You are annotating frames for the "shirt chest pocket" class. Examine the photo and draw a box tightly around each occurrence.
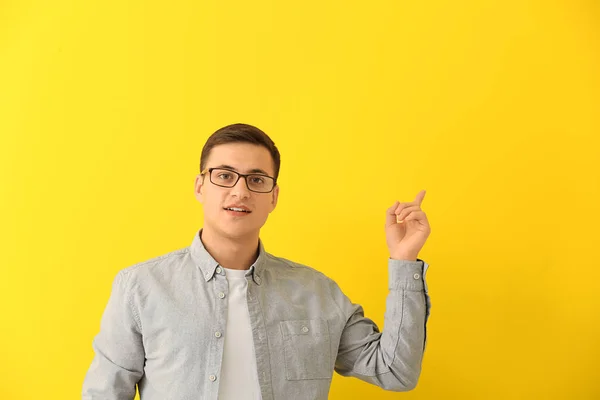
[279,319,332,380]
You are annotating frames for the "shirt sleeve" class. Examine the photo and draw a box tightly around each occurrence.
[82,270,145,400]
[331,259,430,391]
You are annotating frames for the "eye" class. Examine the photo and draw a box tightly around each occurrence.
[217,173,233,180]
[250,176,265,184]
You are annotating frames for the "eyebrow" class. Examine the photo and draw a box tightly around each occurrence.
[213,164,271,176]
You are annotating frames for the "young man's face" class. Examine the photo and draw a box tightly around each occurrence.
[194,143,279,240]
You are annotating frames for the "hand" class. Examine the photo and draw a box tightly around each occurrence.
[385,190,431,261]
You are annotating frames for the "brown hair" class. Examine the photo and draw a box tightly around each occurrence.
[200,123,281,181]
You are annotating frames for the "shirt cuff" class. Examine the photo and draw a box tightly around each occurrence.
[388,258,429,292]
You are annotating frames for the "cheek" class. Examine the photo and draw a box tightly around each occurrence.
[203,191,225,212]
[255,201,273,217]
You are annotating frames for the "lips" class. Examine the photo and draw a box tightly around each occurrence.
[223,205,252,213]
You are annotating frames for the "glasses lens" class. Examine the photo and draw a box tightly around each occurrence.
[247,175,274,193]
[211,169,238,187]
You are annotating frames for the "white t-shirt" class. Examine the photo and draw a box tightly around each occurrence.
[217,267,262,400]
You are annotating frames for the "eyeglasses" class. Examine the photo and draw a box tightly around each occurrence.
[200,168,277,193]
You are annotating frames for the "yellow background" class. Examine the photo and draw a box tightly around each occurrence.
[1,0,599,399]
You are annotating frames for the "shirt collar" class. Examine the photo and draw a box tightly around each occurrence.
[190,229,267,285]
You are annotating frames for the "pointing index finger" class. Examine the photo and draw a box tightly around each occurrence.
[414,190,426,205]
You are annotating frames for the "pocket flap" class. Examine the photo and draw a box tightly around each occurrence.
[280,319,329,336]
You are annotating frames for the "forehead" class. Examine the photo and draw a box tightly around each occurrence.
[205,143,275,175]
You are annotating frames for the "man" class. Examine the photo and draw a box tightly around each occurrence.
[82,123,431,400]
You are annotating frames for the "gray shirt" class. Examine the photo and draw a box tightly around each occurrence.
[82,229,431,400]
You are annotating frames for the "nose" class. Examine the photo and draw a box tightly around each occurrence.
[230,176,251,199]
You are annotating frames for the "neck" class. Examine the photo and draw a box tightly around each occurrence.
[200,227,259,270]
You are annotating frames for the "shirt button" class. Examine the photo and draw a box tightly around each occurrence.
[413,273,420,280]
[218,292,225,299]
[216,267,222,274]
[215,331,222,338]
[209,374,217,382]
[255,276,262,284]
[301,326,309,333]
[205,273,211,280]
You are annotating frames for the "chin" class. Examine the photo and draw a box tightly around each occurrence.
[205,212,267,240]
[218,221,260,240]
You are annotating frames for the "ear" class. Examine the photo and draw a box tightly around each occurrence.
[194,174,205,204]
[269,184,279,212]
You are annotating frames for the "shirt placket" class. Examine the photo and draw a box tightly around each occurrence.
[246,274,274,400]
[206,266,229,399]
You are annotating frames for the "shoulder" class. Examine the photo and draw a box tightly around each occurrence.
[117,246,191,284]
[263,252,349,317]
[264,252,321,274]
[263,252,339,287]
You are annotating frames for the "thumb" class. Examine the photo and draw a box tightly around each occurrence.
[385,201,400,227]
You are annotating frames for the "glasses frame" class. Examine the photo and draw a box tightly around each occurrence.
[200,167,277,193]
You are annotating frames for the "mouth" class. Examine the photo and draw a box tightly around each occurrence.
[223,207,252,216]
